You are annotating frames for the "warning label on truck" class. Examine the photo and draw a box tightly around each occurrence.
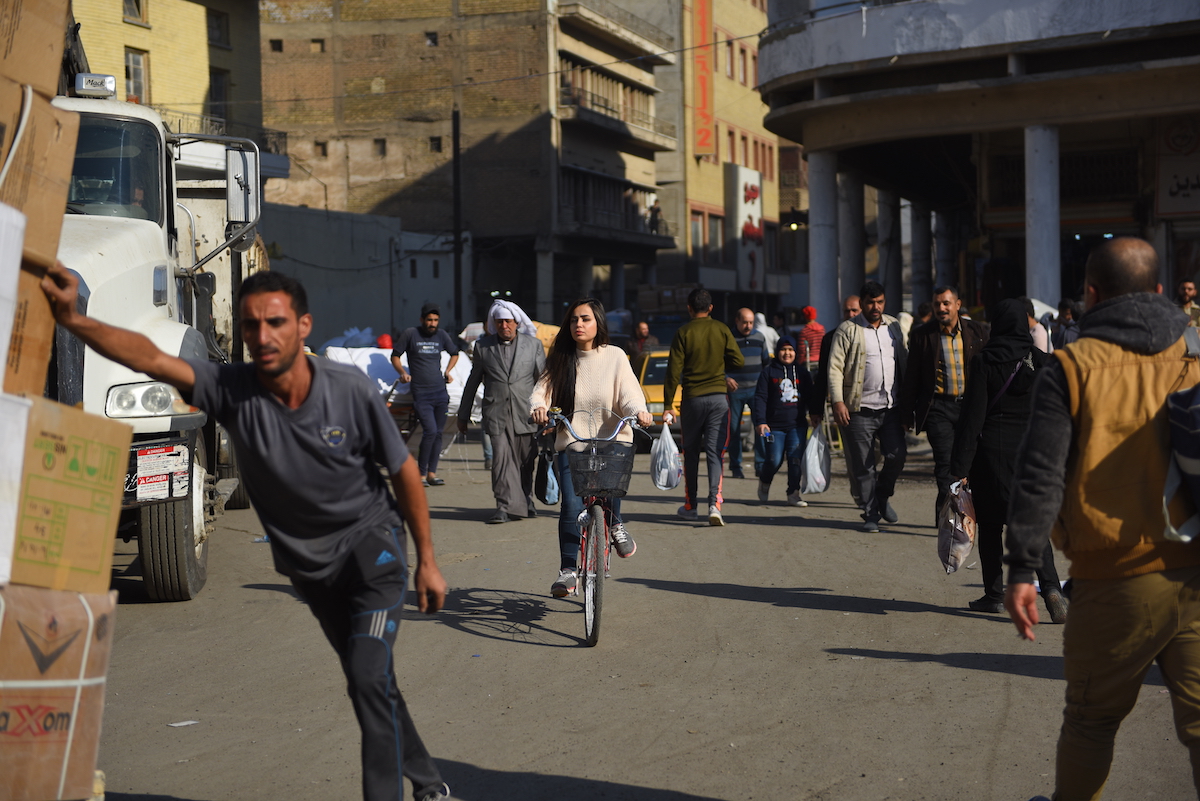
[136,473,170,501]
[136,445,188,477]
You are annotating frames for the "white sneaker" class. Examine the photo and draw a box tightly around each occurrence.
[786,491,808,508]
[677,505,699,521]
[708,504,724,526]
[757,481,769,503]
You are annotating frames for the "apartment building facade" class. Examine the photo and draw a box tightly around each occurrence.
[259,0,677,326]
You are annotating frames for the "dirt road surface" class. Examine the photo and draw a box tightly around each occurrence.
[99,437,1193,801]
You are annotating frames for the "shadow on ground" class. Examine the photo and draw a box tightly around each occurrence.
[431,587,581,647]
[436,758,728,801]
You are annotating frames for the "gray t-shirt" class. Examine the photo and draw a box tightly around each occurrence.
[186,356,410,580]
[391,327,458,397]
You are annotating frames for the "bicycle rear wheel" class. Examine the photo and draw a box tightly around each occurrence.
[582,503,605,646]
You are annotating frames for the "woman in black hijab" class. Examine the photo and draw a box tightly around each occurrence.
[950,298,1068,622]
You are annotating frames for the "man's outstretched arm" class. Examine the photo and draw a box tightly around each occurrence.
[42,261,196,393]
[390,456,447,613]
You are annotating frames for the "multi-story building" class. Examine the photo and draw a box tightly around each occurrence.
[259,0,677,327]
[71,0,287,177]
[646,0,786,321]
[759,0,1200,322]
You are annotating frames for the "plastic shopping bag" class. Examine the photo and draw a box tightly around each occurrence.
[937,480,977,574]
[799,426,831,494]
[650,425,682,491]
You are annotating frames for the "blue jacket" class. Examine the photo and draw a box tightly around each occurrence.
[752,336,821,430]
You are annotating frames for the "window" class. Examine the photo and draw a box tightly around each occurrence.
[690,211,704,257]
[433,259,440,278]
[373,33,387,48]
[708,215,724,262]
[206,9,230,47]
[124,49,148,104]
[753,141,760,172]
[269,39,283,52]
[314,140,328,158]
[208,69,230,120]
[123,0,146,24]
[310,39,325,53]
[425,32,438,46]
[738,48,747,84]
[725,39,733,78]
[752,54,758,87]
[373,138,387,157]
[429,136,442,153]
[766,145,774,180]
[727,129,736,164]
[410,259,417,279]
[741,136,749,167]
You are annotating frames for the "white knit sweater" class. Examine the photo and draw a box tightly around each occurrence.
[531,344,648,451]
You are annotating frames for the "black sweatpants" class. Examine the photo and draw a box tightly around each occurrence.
[290,524,443,801]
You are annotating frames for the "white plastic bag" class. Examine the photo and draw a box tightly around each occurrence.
[800,426,831,494]
[937,480,977,574]
[650,425,682,491]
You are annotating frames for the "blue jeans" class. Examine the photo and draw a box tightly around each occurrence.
[760,426,804,494]
[412,390,448,475]
[727,386,764,475]
[554,451,621,570]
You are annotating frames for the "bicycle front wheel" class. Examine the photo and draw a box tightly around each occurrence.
[582,503,605,646]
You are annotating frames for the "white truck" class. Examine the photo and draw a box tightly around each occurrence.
[50,74,262,601]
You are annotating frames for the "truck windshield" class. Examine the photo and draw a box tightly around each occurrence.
[66,116,162,224]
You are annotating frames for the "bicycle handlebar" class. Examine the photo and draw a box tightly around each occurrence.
[546,407,643,443]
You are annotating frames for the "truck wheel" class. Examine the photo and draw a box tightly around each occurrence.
[138,437,211,601]
[217,435,250,510]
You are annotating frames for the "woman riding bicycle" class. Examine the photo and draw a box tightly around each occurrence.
[531,298,652,598]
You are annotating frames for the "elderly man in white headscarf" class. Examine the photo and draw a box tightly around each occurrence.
[459,300,547,523]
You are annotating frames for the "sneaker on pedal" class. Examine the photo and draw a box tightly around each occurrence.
[551,569,578,597]
[786,491,808,507]
[709,503,725,526]
[677,504,699,521]
[418,783,456,801]
[757,481,770,503]
[611,523,636,558]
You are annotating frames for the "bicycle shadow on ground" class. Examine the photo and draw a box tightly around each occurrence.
[431,586,584,648]
[616,576,994,621]
[107,795,210,801]
[824,647,1166,687]
[435,759,728,801]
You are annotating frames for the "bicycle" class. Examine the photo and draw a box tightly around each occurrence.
[545,407,644,647]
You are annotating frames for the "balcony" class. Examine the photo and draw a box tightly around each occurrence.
[151,106,289,156]
[558,0,675,65]
[559,88,677,152]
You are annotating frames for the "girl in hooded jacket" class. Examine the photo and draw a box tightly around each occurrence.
[752,335,824,506]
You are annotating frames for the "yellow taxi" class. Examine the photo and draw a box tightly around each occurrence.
[631,347,681,431]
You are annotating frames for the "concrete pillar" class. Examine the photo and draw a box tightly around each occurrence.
[876,189,902,314]
[934,211,956,290]
[579,255,594,298]
[1025,125,1060,303]
[537,250,555,322]
[910,201,933,309]
[838,171,865,301]
[807,150,839,326]
[611,258,625,310]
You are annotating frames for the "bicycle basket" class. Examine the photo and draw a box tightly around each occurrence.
[566,440,636,497]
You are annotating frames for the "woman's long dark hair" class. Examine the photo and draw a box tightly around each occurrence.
[541,298,609,417]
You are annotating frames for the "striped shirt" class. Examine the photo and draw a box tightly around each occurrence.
[936,326,966,397]
[799,321,825,364]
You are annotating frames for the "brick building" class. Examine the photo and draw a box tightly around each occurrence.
[259,0,678,327]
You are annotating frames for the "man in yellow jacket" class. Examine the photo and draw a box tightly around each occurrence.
[1006,237,1200,800]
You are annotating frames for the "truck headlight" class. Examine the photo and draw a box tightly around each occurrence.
[647,402,664,414]
[106,382,195,418]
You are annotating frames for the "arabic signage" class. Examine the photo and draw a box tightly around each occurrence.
[724,163,764,292]
[1158,117,1200,218]
[692,0,716,156]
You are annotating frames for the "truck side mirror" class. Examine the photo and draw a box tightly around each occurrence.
[226,147,260,226]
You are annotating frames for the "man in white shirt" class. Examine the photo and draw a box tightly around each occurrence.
[827,281,908,532]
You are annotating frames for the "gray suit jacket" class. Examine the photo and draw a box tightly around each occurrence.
[460,333,546,436]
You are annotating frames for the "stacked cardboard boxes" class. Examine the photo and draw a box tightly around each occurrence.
[0,2,132,799]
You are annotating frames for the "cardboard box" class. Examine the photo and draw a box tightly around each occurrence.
[0,584,116,801]
[0,0,69,98]
[0,395,132,594]
[0,202,24,365]
[0,81,80,268]
[3,261,53,396]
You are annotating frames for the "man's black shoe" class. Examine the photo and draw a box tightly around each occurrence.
[731,468,745,479]
[526,507,538,519]
[968,597,1004,613]
[487,510,510,524]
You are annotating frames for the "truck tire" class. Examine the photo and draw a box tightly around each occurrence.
[138,437,211,601]
[217,435,250,510]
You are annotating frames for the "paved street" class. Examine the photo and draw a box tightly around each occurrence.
[99,434,1192,801]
